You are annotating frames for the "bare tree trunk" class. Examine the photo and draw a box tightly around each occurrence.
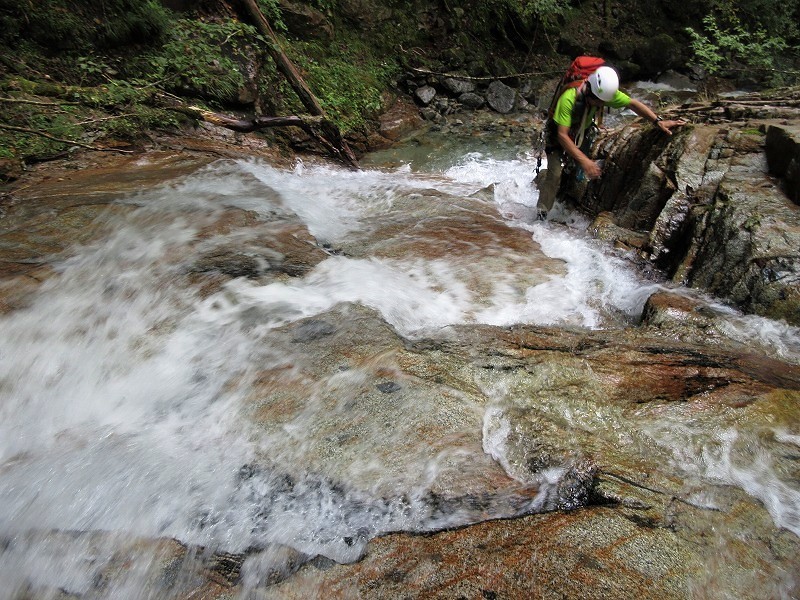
[239,0,359,168]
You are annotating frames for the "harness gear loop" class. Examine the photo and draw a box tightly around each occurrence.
[533,128,545,176]
[573,102,590,150]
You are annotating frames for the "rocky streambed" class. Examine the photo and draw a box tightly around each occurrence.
[0,103,799,599]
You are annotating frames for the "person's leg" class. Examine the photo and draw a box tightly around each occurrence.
[535,148,563,215]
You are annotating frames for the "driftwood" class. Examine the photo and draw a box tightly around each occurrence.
[2,76,358,165]
[671,90,800,123]
[682,99,800,112]
[240,0,324,117]
[407,65,565,82]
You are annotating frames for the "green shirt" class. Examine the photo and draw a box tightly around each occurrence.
[553,86,631,131]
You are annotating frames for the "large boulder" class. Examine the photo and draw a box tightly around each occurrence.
[377,97,424,141]
[486,80,516,114]
[277,0,334,39]
[414,85,437,106]
[572,114,800,326]
[442,76,476,95]
[632,33,684,79]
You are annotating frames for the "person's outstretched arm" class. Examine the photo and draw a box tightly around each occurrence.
[628,99,687,135]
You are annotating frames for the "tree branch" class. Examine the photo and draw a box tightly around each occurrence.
[0,97,80,106]
[238,0,359,169]
[164,101,351,159]
[0,123,133,153]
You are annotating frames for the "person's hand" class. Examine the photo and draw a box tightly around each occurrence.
[582,158,602,180]
[657,118,687,135]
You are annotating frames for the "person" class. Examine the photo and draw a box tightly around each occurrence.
[536,65,686,214]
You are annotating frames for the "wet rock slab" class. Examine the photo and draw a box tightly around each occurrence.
[577,119,800,326]
[0,152,213,311]
[3,139,800,599]
[230,304,800,597]
[0,152,328,311]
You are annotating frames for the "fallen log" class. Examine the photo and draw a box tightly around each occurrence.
[239,0,359,169]
[170,103,351,160]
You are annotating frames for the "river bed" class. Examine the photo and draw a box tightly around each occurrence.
[1,126,799,598]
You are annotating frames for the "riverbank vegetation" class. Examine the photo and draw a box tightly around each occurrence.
[1,0,798,179]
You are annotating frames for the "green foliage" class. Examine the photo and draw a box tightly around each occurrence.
[686,0,800,85]
[94,0,173,48]
[0,102,84,159]
[501,0,570,23]
[307,58,388,132]
[0,82,183,162]
[0,0,86,49]
[707,0,799,43]
[288,38,399,133]
[307,0,337,13]
[102,106,182,140]
[0,0,172,50]
[256,0,287,31]
[686,14,788,75]
[467,0,570,33]
[134,19,259,104]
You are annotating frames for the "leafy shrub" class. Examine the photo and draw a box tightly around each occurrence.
[93,0,173,48]
[687,14,788,75]
[288,38,398,133]
[0,0,172,50]
[707,0,799,43]
[256,0,287,31]
[137,19,258,104]
[465,0,570,34]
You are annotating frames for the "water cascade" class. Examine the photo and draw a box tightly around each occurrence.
[1,132,799,598]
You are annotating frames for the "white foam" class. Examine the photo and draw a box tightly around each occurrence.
[644,420,800,537]
[2,149,798,595]
[444,151,540,208]
[215,256,476,336]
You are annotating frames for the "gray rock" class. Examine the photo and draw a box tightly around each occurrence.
[414,85,437,105]
[458,92,484,109]
[419,106,439,121]
[486,80,516,114]
[442,77,476,95]
[656,70,697,91]
[633,33,683,79]
[518,77,537,102]
[766,124,800,205]
[574,119,800,325]
[291,319,337,342]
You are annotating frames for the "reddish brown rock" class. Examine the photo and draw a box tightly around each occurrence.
[378,97,424,142]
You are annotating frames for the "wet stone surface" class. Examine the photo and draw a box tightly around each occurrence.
[1,126,800,599]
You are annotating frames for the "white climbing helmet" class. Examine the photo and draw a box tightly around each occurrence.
[587,66,619,102]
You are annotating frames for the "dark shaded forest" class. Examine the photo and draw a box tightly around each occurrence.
[1,0,798,175]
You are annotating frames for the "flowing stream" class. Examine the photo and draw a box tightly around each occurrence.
[1,128,800,598]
